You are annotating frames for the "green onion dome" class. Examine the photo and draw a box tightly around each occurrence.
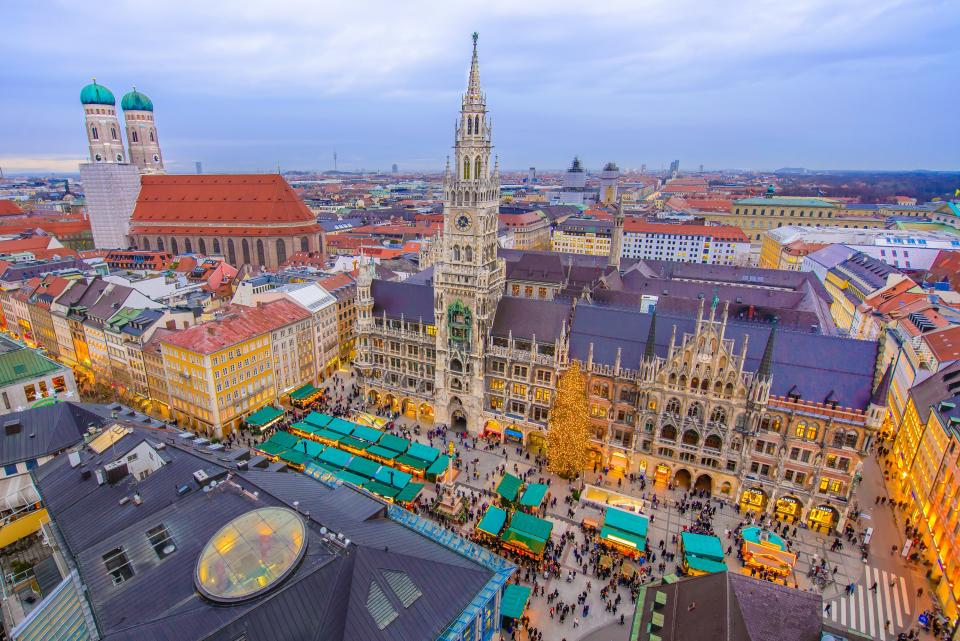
[80,80,115,106]
[121,87,154,112]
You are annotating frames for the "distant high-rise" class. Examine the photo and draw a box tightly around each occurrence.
[599,161,620,205]
[195,161,203,174]
[527,166,536,183]
[392,163,399,173]
[669,159,680,178]
[553,156,587,205]
[121,87,164,174]
[641,163,647,174]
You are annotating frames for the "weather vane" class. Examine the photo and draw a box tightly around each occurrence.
[472,32,478,46]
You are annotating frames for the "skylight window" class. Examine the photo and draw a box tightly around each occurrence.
[103,546,134,585]
[146,524,176,559]
[367,581,399,630]
[383,570,422,608]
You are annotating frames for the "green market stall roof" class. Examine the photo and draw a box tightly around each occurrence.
[425,455,449,479]
[352,425,384,444]
[501,584,532,619]
[685,555,728,574]
[327,418,356,436]
[406,442,440,463]
[378,433,410,453]
[476,506,508,537]
[289,383,321,402]
[394,482,423,504]
[496,474,522,502]
[519,483,548,508]
[366,445,399,460]
[501,511,553,555]
[245,405,284,429]
[680,532,724,563]
[303,412,332,428]
[600,507,649,551]
[395,454,430,471]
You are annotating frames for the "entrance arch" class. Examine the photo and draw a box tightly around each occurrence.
[448,396,466,432]
[808,504,840,533]
[673,468,692,489]
[366,390,380,405]
[527,431,547,454]
[682,429,699,446]
[383,393,397,412]
[482,419,502,438]
[694,473,713,493]
[419,402,434,421]
[401,398,417,418]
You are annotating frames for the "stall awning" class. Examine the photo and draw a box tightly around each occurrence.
[290,383,321,401]
[366,445,399,461]
[425,455,449,479]
[339,436,370,452]
[270,431,300,450]
[519,483,548,508]
[507,511,553,541]
[374,467,413,489]
[363,480,400,500]
[313,429,345,443]
[378,433,409,453]
[303,412,333,428]
[602,507,649,539]
[335,470,367,486]
[501,584,532,619]
[680,532,724,563]
[346,456,381,478]
[320,447,352,469]
[501,528,547,555]
[289,421,322,438]
[395,454,430,471]
[477,506,507,537]
[246,405,284,428]
[394,482,423,504]
[279,449,310,467]
[256,440,287,458]
[685,555,728,575]
[297,440,325,459]
[406,442,440,463]
[497,474,522,502]
[327,418,356,436]
[352,425,384,444]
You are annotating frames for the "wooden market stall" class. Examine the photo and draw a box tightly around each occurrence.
[679,532,727,576]
[740,526,796,579]
[500,511,553,558]
[598,507,649,559]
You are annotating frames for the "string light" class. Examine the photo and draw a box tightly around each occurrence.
[547,360,590,479]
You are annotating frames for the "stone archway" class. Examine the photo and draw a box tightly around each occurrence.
[694,473,713,493]
[448,396,467,432]
[673,468,692,489]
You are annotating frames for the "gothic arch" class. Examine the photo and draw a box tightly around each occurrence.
[170,238,179,255]
[198,238,206,255]
[184,238,192,254]
[156,237,164,251]
[256,239,266,266]
[710,407,727,426]
[142,237,150,250]
[242,239,251,264]
[300,236,309,252]
[227,239,236,265]
[682,429,699,446]
[463,157,470,179]
[665,398,681,416]
[475,155,482,179]
[474,114,479,134]
[213,238,221,255]
[466,116,472,135]
[687,402,702,420]
[276,239,287,265]
[704,434,723,450]
[453,245,461,261]
[465,246,473,262]
[660,424,677,441]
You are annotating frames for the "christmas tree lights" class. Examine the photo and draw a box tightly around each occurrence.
[547,360,591,479]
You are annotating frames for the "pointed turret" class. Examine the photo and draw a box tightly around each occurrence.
[465,32,483,105]
[870,362,893,407]
[757,321,777,381]
[644,310,657,362]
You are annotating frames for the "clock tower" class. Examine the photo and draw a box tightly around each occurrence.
[433,33,505,432]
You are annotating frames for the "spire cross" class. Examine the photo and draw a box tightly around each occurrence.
[472,32,478,48]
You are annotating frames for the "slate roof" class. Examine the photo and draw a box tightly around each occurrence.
[371,279,435,324]
[569,304,879,410]
[634,571,823,641]
[505,252,565,284]
[491,297,570,342]
[32,425,498,641]
[0,402,105,467]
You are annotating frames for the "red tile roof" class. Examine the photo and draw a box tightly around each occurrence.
[160,299,310,355]
[622,220,749,242]
[499,212,544,226]
[0,201,24,216]
[132,174,319,225]
[317,272,355,294]
[0,236,57,252]
[924,326,960,362]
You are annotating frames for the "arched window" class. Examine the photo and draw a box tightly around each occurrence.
[453,245,461,261]
[149,130,155,142]
[227,239,236,265]
[91,126,99,140]
[276,239,287,265]
[131,130,139,143]
[665,398,681,416]
[256,239,266,265]
[465,246,473,262]
[659,424,677,441]
[111,127,117,140]
[682,429,699,446]
[474,115,480,134]
[845,431,859,448]
[704,434,723,450]
[466,117,472,135]
[475,156,482,179]
[142,237,150,250]
[156,237,164,251]
[832,431,845,448]
[710,407,727,426]
[198,238,206,255]
[687,403,702,419]
[170,238,179,255]
[463,157,470,179]
[241,239,250,264]
[300,236,309,252]
[213,238,221,254]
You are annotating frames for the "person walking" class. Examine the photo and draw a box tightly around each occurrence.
[870,581,878,593]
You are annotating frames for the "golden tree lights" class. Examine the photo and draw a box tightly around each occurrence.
[547,359,590,478]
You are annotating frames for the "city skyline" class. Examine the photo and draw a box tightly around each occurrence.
[2,0,958,174]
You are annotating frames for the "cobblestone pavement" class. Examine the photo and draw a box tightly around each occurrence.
[303,370,941,641]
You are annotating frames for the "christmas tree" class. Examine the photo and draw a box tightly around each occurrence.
[547,359,591,478]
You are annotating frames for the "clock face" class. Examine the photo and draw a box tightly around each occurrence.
[455,214,471,231]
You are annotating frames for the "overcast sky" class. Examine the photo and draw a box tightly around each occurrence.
[1,0,958,174]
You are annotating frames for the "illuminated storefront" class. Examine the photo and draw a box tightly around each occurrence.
[654,464,671,485]
[808,505,839,532]
[739,487,768,513]
[774,495,802,522]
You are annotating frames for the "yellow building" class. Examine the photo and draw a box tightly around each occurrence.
[702,197,886,245]
[551,218,613,256]
[160,299,312,437]
[889,361,960,620]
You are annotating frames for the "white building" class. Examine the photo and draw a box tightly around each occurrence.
[767,226,960,271]
[0,337,77,415]
[80,162,141,250]
[622,220,751,265]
